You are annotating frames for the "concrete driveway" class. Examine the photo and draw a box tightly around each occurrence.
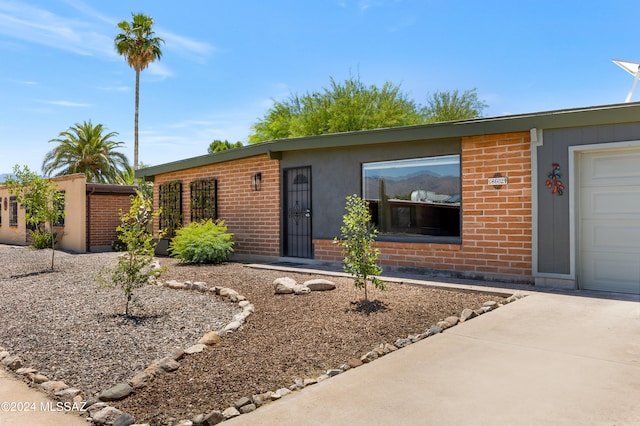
[227,290,640,426]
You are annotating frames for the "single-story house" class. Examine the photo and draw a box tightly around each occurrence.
[137,102,640,295]
[0,173,135,252]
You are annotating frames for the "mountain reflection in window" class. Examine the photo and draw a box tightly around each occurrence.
[362,155,461,237]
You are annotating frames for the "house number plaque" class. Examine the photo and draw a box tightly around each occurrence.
[488,173,508,189]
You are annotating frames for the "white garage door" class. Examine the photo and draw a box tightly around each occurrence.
[579,148,640,294]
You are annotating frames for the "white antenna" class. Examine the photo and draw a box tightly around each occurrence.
[613,59,640,102]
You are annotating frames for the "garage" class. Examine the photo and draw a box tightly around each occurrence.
[578,146,640,294]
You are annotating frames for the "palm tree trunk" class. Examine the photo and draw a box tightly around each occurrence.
[134,68,140,173]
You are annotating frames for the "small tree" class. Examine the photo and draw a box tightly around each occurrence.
[98,190,165,316]
[334,194,385,301]
[4,165,65,270]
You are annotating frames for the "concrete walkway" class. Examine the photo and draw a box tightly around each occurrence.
[227,291,640,426]
[0,368,86,426]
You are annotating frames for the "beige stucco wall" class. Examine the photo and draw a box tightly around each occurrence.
[0,174,87,252]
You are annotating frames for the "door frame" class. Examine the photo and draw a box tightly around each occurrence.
[569,139,640,290]
[282,166,313,258]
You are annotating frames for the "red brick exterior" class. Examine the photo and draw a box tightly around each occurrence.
[153,154,281,257]
[315,132,533,282]
[88,192,133,250]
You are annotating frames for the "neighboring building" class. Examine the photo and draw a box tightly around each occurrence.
[137,103,640,295]
[0,174,135,252]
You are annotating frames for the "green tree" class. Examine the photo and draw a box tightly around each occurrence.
[208,139,243,154]
[423,88,487,123]
[98,191,165,316]
[42,121,131,184]
[5,165,65,270]
[334,194,385,301]
[249,75,423,143]
[115,13,164,171]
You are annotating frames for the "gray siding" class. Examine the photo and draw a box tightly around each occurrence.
[280,138,460,240]
[537,123,640,275]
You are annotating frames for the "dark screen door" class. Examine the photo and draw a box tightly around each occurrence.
[283,166,312,258]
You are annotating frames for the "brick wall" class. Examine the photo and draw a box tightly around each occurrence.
[315,132,533,282]
[153,154,281,257]
[88,193,132,250]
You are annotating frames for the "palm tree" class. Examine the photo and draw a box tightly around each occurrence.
[42,121,132,184]
[115,13,164,171]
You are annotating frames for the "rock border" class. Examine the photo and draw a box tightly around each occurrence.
[0,274,253,426]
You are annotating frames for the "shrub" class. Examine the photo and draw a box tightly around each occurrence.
[334,194,385,301]
[168,219,234,264]
[29,229,57,250]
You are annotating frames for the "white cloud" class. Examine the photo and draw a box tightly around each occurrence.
[43,100,92,107]
[0,1,115,58]
[159,29,216,59]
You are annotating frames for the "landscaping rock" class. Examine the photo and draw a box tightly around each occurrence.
[460,308,477,322]
[273,277,297,294]
[158,357,180,372]
[112,412,135,426]
[219,287,240,300]
[326,369,342,377]
[222,320,242,333]
[55,387,82,398]
[129,371,153,389]
[303,279,336,291]
[16,367,37,376]
[252,392,273,407]
[303,378,318,387]
[29,373,50,384]
[239,403,256,414]
[0,351,9,361]
[233,396,252,408]
[165,280,185,290]
[426,325,443,336]
[347,357,363,368]
[444,316,460,327]
[294,285,311,295]
[40,380,69,392]
[361,350,379,363]
[222,407,240,419]
[394,338,412,348]
[199,331,223,346]
[1,355,23,370]
[91,406,125,425]
[203,410,225,425]
[274,387,291,398]
[184,344,207,354]
[98,383,133,401]
[483,300,498,310]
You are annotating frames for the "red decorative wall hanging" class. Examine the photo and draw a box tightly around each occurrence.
[546,163,565,195]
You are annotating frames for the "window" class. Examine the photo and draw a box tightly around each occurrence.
[158,181,182,238]
[362,155,461,240]
[53,191,65,227]
[190,178,218,222]
[9,196,17,226]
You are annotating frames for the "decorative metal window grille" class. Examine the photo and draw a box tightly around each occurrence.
[53,191,65,227]
[158,181,183,238]
[190,178,218,222]
[9,196,17,226]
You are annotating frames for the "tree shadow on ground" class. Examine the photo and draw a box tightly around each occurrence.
[10,270,56,279]
[347,299,388,316]
[103,312,167,325]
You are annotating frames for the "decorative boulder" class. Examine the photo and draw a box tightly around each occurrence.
[303,279,336,291]
[274,277,297,294]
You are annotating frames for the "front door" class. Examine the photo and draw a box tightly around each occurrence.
[283,166,312,258]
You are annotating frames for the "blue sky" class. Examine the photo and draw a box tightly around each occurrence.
[1,0,640,174]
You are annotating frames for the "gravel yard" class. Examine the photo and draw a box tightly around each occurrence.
[0,245,510,425]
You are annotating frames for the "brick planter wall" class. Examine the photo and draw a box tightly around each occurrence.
[88,193,134,250]
[316,132,533,282]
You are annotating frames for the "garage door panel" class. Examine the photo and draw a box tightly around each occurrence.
[581,252,640,293]
[581,150,640,187]
[581,221,640,252]
[580,188,640,219]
